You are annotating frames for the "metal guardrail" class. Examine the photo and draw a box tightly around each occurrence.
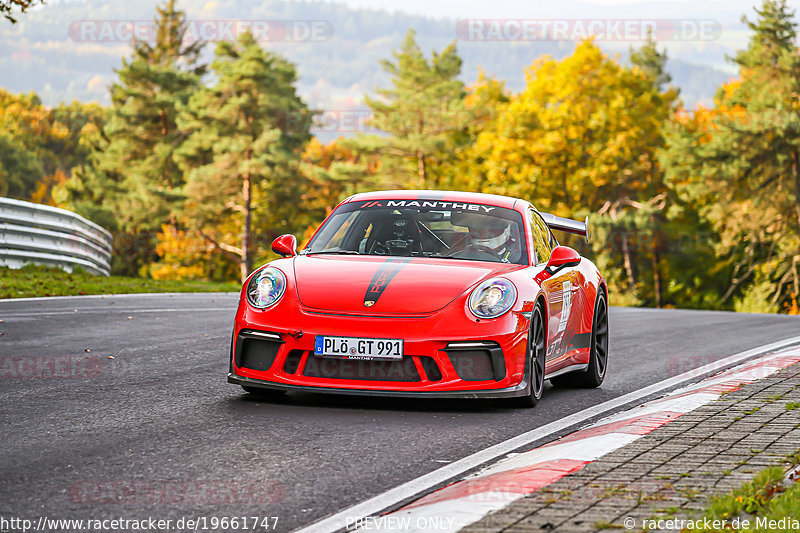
[0,197,113,276]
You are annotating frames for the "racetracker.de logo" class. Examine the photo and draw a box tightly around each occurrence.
[456,19,721,41]
[0,355,104,379]
[68,19,334,43]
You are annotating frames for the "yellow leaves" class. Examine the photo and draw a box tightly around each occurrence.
[28,169,68,206]
[0,89,64,141]
[469,39,671,213]
[299,224,318,249]
[147,224,209,281]
[464,69,508,109]
[717,78,743,104]
[149,263,205,281]
[302,137,356,168]
[787,294,800,315]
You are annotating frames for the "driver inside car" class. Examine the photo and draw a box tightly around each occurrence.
[451,212,522,263]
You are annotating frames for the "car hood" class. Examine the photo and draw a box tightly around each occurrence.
[293,255,522,315]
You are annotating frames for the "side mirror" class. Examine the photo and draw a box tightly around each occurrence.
[544,246,581,275]
[271,234,297,258]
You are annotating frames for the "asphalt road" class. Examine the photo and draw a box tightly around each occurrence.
[1,293,799,532]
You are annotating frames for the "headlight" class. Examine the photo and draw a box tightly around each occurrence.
[246,267,286,309]
[468,278,517,319]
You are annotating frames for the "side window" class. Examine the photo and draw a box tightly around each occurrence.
[324,212,357,249]
[528,209,553,264]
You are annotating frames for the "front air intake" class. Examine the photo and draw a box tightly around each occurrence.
[444,342,506,381]
[235,330,283,371]
[303,355,421,382]
[418,356,443,381]
[283,350,304,374]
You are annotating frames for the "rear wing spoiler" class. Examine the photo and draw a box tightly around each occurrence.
[540,213,590,244]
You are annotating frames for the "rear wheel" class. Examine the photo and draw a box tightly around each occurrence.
[551,289,608,388]
[514,301,546,407]
[242,385,287,399]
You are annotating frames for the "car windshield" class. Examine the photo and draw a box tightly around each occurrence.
[304,199,529,265]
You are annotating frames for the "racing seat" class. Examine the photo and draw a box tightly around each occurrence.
[366,213,421,256]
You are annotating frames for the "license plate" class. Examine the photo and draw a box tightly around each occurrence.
[314,336,403,361]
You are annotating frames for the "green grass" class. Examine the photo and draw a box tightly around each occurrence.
[0,265,239,299]
[786,402,800,411]
[787,451,800,467]
[688,466,800,531]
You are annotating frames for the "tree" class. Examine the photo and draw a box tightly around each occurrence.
[0,132,42,197]
[300,138,379,234]
[102,0,204,225]
[471,40,677,306]
[1,0,45,23]
[176,32,312,282]
[629,33,673,91]
[0,91,47,197]
[657,107,737,311]
[661,0,800,312]
[0,89,104,202]
[605,36,679,308]
[60,0,205,273]
[475,41,670,210]
[441,71,510,191]
[348,29,468,189]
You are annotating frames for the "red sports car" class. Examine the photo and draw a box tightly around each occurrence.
[228,191,608,406]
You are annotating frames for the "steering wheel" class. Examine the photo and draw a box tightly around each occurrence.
[371,241,388,255]
[449,244,500,261]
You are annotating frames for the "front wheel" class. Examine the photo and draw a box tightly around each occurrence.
[551,289,609,388]
[513,301,546,407]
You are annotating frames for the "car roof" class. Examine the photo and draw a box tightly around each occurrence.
[344,190,522,210]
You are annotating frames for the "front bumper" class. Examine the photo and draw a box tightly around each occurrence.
[227,373,530,399]
[228,299,533,397]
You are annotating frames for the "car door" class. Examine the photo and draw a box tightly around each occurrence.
[528,209,577,364]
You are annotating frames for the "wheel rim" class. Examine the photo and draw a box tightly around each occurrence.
[594,296,609,377]
[530,305,546,398]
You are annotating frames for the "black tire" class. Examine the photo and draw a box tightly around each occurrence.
[513,301,546,407]
[551,289,609,388]
[242,385,287,399]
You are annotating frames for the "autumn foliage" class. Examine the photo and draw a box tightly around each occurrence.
[2,0,799,313]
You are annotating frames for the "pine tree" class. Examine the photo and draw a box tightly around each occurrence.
[102,0,204,223]
[629,35,673,91]
[176,32,312,282]
[62,0,205,273]
[349,29,467,189]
